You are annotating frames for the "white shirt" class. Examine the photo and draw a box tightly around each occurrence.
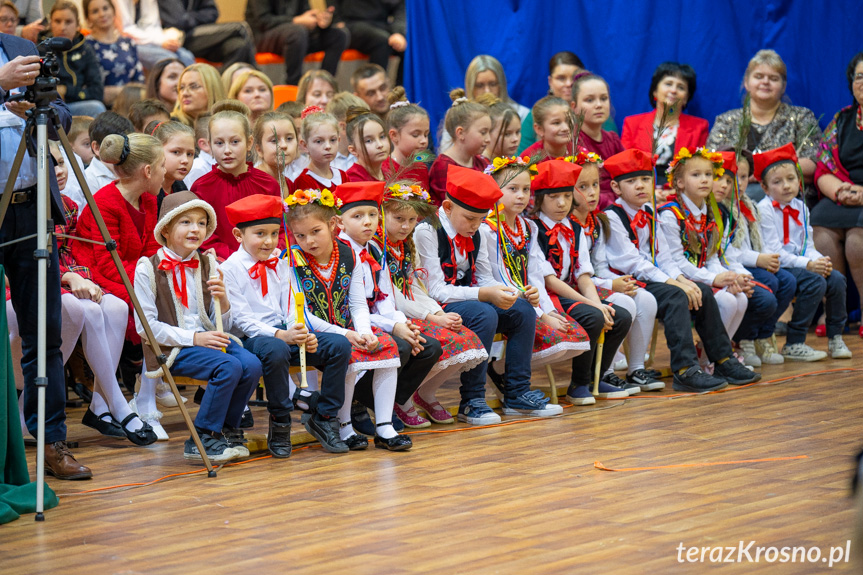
[134,247,233,348]
[479,215,556,317]
[115,0,170,46]
[385,244,445,320]
[301,167,345,188]
[222,246,349,339]
[59,149,87,211]
[184,151,216,189]
[537,212,594,283]
[722,202,761,269]
[579,217,617,291]
[339,232,407,333]
[332,152,357,173]
[604,199,682,283]
[659,193,725,284]
[85,158,116,195]
[285,155,310,182]
[757,196,822,269]
[414,207,503,304]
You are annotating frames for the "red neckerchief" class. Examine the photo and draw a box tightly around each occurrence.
[772,201,801,244]
[546,222,574,247]
[157,253,199,308]
[453,234,474,256]
[359,249,382,272]
[249,258,279,297]
[738,201,756,222]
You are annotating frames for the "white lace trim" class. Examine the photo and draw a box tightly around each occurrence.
[428,348,489,374]
[532,341,590,362]
[348,358,402,373]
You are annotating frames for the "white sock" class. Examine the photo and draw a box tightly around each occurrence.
[626,289,657,373]
[337,371,358,438]
[372,368,398,439]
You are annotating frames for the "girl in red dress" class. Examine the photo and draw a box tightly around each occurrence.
[345,108,389,182]
[191,110,283,260]
[427,88,491,205]
[291,106,350,192]
[253,111,299,191]
[383,87,431,191]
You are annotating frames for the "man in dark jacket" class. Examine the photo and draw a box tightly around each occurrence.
[334,0,404,84]
[245,0,348,86]
[157,0,255,68]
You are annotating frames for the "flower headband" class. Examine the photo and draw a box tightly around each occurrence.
[301,105,325,119]
[666,147,725,184]
[384,183,431,203]
[283,188,342,211]
[559,151,603,167]
[483,155,535,176]
[390,100,410,110]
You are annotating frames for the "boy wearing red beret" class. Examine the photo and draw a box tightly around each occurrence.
[602,149,759,392]
[414,165,561,424]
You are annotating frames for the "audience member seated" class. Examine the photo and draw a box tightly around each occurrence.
[156,0,256,68]
[351,63,390,117]
[173,63,225,128]
[297,69,337,107]
[114,0,195,70]
[228,69,273,124]
[83,0,144,109]
[221,62,256,94]
[0,1,19,36]
[145,57,184,111]
[11,0,42,41]
[335,0,405,84]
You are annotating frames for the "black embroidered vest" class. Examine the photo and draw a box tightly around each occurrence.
[294,239,356,329]
[533,216,581,284]
[437,227,481,287]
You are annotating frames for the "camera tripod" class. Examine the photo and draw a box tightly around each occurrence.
[0,73,217,523]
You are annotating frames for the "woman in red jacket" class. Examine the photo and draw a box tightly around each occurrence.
[620,62,708,201]
[73,133,165,342]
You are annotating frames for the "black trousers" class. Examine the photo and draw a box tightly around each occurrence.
[355,333,442,408]
[345,20,403,85]
[560,299,632,388]
[0,199,66,442]
[643,281,734,372]
[255,24,349,85]
[183,23,256,68]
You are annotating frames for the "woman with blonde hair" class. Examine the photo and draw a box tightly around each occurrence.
[228,69,274,124]
[173,63,226,128]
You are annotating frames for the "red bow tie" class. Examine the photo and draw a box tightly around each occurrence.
[157,254,199,308]
[631,209,653,229]
[546,223,574,246]
[772,201,801,244]
[249,258,279,297]
[359,249,381,272]
[453,234,474,257]
[739,202,756,222]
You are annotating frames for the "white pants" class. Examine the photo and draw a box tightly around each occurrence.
[713,288,748,342]
[606,289,657,372]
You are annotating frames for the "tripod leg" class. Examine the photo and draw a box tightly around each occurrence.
[54,124,216,476]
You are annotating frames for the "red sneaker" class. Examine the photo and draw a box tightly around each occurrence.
[815,325,827,337]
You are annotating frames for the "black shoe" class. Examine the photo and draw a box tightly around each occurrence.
[714,358,761,386]
[222,426,250,457]
[119,413,158,446]
[193,387,205,405]
[351,402,375,436]
[292,388,320,413]
[392,411,405,432]
[267,416,292,459]
[672,366,728,393]
[81,409,126,439]
[239,407,254,429]
[344,433,369,451]
[626,368,666,391]
[643,368,664,380]
[374,432,412,451]
[487,363,505,395]
[303,413,349,453]
[603,372,640,395]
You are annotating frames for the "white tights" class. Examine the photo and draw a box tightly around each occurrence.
[606,289,657,373]
[714,288,748,342]
[338,368,398,439]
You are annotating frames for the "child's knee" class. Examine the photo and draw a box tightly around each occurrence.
[799,270,827,297]
[612,305,633,331]
[826,269,846,294]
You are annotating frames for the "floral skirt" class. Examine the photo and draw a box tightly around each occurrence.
[532,316,590,363]
[411,318,488,374]
[348,327,402,373]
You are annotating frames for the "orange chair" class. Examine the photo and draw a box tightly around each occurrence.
[273,85,298,108]
[303,49,367,63]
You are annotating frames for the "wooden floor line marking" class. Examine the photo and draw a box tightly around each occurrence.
[594,455,809,472]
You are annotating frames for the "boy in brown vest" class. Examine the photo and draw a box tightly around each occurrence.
[134,191,263,463]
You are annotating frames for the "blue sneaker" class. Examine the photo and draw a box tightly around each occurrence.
[594,380,629,399]
[457,398,501,425]
[565,384,596,406]
[502,389,563,417]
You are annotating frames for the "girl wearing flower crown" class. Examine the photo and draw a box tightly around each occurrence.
[658,147,750,369]
[569,152,665,391]
[481,157,591,393]
[283,188,410,451]
[291,106,350,192]
[374,181,489,426]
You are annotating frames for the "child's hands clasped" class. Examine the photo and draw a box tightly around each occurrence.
[522,285,540,307]
[347,331,380,352]
[429,311,462,331]
[480,286,518,310]
[807,257,832,278]
[541,312,571,332]
[756,253,781,273]
[612,275,638,296]
[712,271,738,289]
[64,274,102,303]
[394,321,426,355]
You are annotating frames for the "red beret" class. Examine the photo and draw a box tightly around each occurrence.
[335,181,386,212]
[752,143,797,182]
[719,151,738,176]
[604,149,654,182]
[445,165,502,213]
[225,194,283,228]
[531,160,581,194]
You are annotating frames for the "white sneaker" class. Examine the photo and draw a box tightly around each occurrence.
[828,335,852,359]
[130,397,169,441]
[155,381,187,408]
[755,338,784,364]
[738,340,762,367]
[613,357,628,371]
[781,343,827,362]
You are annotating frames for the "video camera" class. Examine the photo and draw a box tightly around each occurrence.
[7,37,72,109]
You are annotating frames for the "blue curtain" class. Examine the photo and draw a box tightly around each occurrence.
[405,0,863,144]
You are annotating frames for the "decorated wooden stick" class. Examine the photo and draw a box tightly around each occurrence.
[294,291,308,388]
[210,266,226,353]
[592,330,606,396]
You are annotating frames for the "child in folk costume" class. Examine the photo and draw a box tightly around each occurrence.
[283,188,410,451]
[529,160,634,404]
[658,147,750,365]
[602,148,760,392]
[569,152,664,392]
[291,106,350,192]
[755,143,852,360]
[335,181,443,442]
[222,194,356,457]
[134,192,263,463]
[713,151,795,366]
[480,156,591,374]
[377,182,489,426]
[414,165,562,424]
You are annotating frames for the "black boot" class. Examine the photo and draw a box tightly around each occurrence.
[268,416,292,458]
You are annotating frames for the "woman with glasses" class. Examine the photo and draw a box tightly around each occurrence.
[172,63,225,128]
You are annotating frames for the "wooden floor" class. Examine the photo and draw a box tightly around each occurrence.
[2,332,862,574]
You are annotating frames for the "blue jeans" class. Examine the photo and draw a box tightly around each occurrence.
[137,45,196,70]
[785,267,847,344]
[735,267,797,341]
[445,298,536,403]
[170,340,262,433]
[66,100,107,117]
